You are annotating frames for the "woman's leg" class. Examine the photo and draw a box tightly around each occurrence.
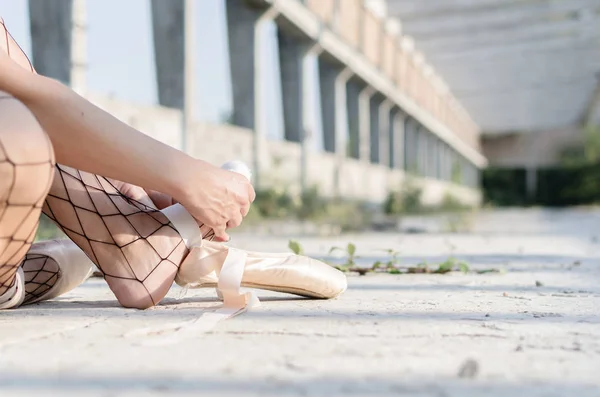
[0,17,204,309]
[20,249,61,304]
[0,92,54,305]
[42,166,189,308]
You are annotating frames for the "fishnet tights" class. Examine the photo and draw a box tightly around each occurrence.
[0,97,55,298]
[21,253,60,305]
[0,17,214,308]
[43,165,190,308]
[0,19,43,298]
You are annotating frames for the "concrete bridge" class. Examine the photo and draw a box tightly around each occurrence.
[386,0,600,197]
[26,0,489,205]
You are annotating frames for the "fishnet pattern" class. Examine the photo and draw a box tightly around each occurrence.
[0,99,54,297]
[0,18,34,72]
[21,253,60,304]
[43,165,192,308]
[0,19,51,300]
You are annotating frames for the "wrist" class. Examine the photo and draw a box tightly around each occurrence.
[164,154,211,204]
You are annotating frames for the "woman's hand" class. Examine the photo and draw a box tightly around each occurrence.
[115,160,255,242]
[175,161,255,241]
[113,181,176,210]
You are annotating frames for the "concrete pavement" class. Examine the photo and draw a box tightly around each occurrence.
[1,209,599,397]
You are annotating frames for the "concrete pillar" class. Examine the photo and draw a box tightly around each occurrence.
[447,145,454,181]
[369,95,384,164]
[253,8,279,188]
[404,118,418,173]
[464,161,472,187]
[388,109,396,169]
[29,0,73,84]
[278,31,304,143]
[359,87,375,163]
[440,142,448,180]
[278,33,325,194]
[427,132,436,178]
[319,61,353,156]
[151,0,184,109]
[446,146,452,181]
[432,137,440,179]
[226,1,263,130]
[525,130,539,201]
[424,130,432,178]
[332,68,353,198]
[318,59,336,153]
[427,135,435,178]
[335,68,353,159]
[150,0,194,151]
[526,167,537,201]
[224,4,278,187]
[414,123,421,175]
[417,126,427,176]
[450,150,460,184]
[463,158,470,186]
[346,81,361,159]
[301,44,323,193]
[378,100,393,167]
[70,0,86,94]
[392,112,406,170]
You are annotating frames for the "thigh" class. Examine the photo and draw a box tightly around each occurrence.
[0,92,54,286]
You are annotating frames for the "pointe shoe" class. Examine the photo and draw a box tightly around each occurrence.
[22,239,95,305]
[0,268,25,310]
[175,239,347,299]
[161,204,347,304]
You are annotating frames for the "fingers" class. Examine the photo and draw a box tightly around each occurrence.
[144,188,176,209]
[212,224,229,242]
[230,171,255,203]
[200,223,230,242]
[117,183,157,209]
[240,202,250,217]
[226,211,243,229]
[199,224,213,238]
[213,234,230,243]
[248,184,256,203]
[131,193,156,209]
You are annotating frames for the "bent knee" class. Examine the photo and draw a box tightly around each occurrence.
[107,278,161,310]
[118,294,155,310]
[0,92,54,164]
[0,93,54,205]
[106,267,175,310]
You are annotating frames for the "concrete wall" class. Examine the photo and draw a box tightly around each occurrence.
[306,0,336,24]
[381,31,396,79]
[337,0,362,48]
[85,94,481,206]
[86,93,183,150]
[362,9,381,67]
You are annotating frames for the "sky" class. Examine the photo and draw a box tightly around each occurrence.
[0,0,328,146]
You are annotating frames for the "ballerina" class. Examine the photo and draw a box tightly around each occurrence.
[0,17,346,312]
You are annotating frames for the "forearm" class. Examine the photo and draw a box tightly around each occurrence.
[0,54,197,199]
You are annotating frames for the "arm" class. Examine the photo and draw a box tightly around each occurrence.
[0,35,254,240]
[0,51,194,200]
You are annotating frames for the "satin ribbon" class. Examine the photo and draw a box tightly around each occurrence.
[124,204,259,345]
[179,238,260,319]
